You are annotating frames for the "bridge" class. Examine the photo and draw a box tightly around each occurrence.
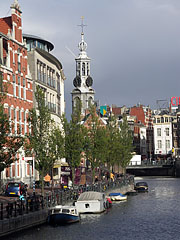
[126,161,175,177]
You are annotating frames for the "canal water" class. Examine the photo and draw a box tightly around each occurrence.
[6,177,180,240]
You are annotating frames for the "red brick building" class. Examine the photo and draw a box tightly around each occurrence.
[0,1,33,182]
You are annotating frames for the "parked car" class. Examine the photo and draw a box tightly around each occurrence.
[5,182,27,196]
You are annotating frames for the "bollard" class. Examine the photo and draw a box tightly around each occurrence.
[1,203,3,220]
[7,203,9,218]
[20,199,23,215]
[26,199,29,214]
[41,196,44,209]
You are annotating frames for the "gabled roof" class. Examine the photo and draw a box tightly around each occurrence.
[0,17,12,35]
[81,111,107,126]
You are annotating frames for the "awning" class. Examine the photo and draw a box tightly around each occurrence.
[53,162,69,168]
[53,164,61,168]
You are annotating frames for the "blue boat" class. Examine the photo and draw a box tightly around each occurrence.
[109,193,127,201]
[48,205,80,225]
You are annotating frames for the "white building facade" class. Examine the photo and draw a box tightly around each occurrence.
[153,114,173,157]
[23,34,66,183]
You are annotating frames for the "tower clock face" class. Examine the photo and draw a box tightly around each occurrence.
[73,76,81,87]
[86,76,93,87]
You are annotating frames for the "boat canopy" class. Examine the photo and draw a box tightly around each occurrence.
[78,191,104,201]
[109,193,125,197]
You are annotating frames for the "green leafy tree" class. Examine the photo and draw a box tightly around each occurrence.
[118,115,134,173]
[0,70,23,184]
[62,102,84,185]
[25,87,64,195]
[84,104,108,183]
[105,114,119,172]
[48,126,65,185]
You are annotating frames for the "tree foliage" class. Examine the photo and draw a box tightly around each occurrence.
[83,104,108,182]
[118,115,134,173]
[62,102,84,185]
[25,86,64,194]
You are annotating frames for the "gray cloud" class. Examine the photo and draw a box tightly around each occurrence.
[1,0,180,118]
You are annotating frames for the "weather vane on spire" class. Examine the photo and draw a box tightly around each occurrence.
[78,16,87,34]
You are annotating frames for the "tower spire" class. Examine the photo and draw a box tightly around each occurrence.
[72,17,94,115]
[78,16,87,35]
[78,17,87,53]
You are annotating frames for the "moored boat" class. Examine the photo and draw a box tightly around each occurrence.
[75,191,107,213]
[48,205,80,225]
[135,182,148,192]
[109,192,127,201]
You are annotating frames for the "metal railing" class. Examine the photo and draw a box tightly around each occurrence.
[129,159,175,167]
[0,174,134,221]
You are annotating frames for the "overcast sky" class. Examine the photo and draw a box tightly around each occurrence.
[1,0,180,118]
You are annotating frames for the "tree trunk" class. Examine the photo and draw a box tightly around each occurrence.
[72,166,75,186]
[92,167,95,184]
[40,169,45,197]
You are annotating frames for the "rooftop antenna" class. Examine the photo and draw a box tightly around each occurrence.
[156,99,169,111]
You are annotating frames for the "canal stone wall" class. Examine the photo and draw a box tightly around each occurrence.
[127,165,175,176]
[0,210,48,237]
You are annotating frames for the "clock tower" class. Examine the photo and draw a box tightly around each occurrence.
[71,17,95,115]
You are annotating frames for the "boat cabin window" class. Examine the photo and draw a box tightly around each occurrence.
[71,209,75,214]
[54,209,60,214]
[62,209,70,213]
[85,203,90,208]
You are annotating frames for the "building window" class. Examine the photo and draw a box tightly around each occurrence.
[18,77,21,98]
[0,71,4,93]
[24,111,27,135]
[13,74,16,97]
[19,110,22,134]
[166,140,170,149]
[165,128,169,136]
[47,69,50,86]
[157,118,160,123]
[43,66,46,83]
[161,117,164,123]
[77,62,80,76]
[165,117,169,123]
[23,78,26,100]
[14,109,17,134]
[37,63,41,81]
[8,106,12,133]
[157,128,161,136]
[158,140,162,148]
[57,74,60,93]
[87,62,89,75]
[82,62,85,76]
[17,49,21,72]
